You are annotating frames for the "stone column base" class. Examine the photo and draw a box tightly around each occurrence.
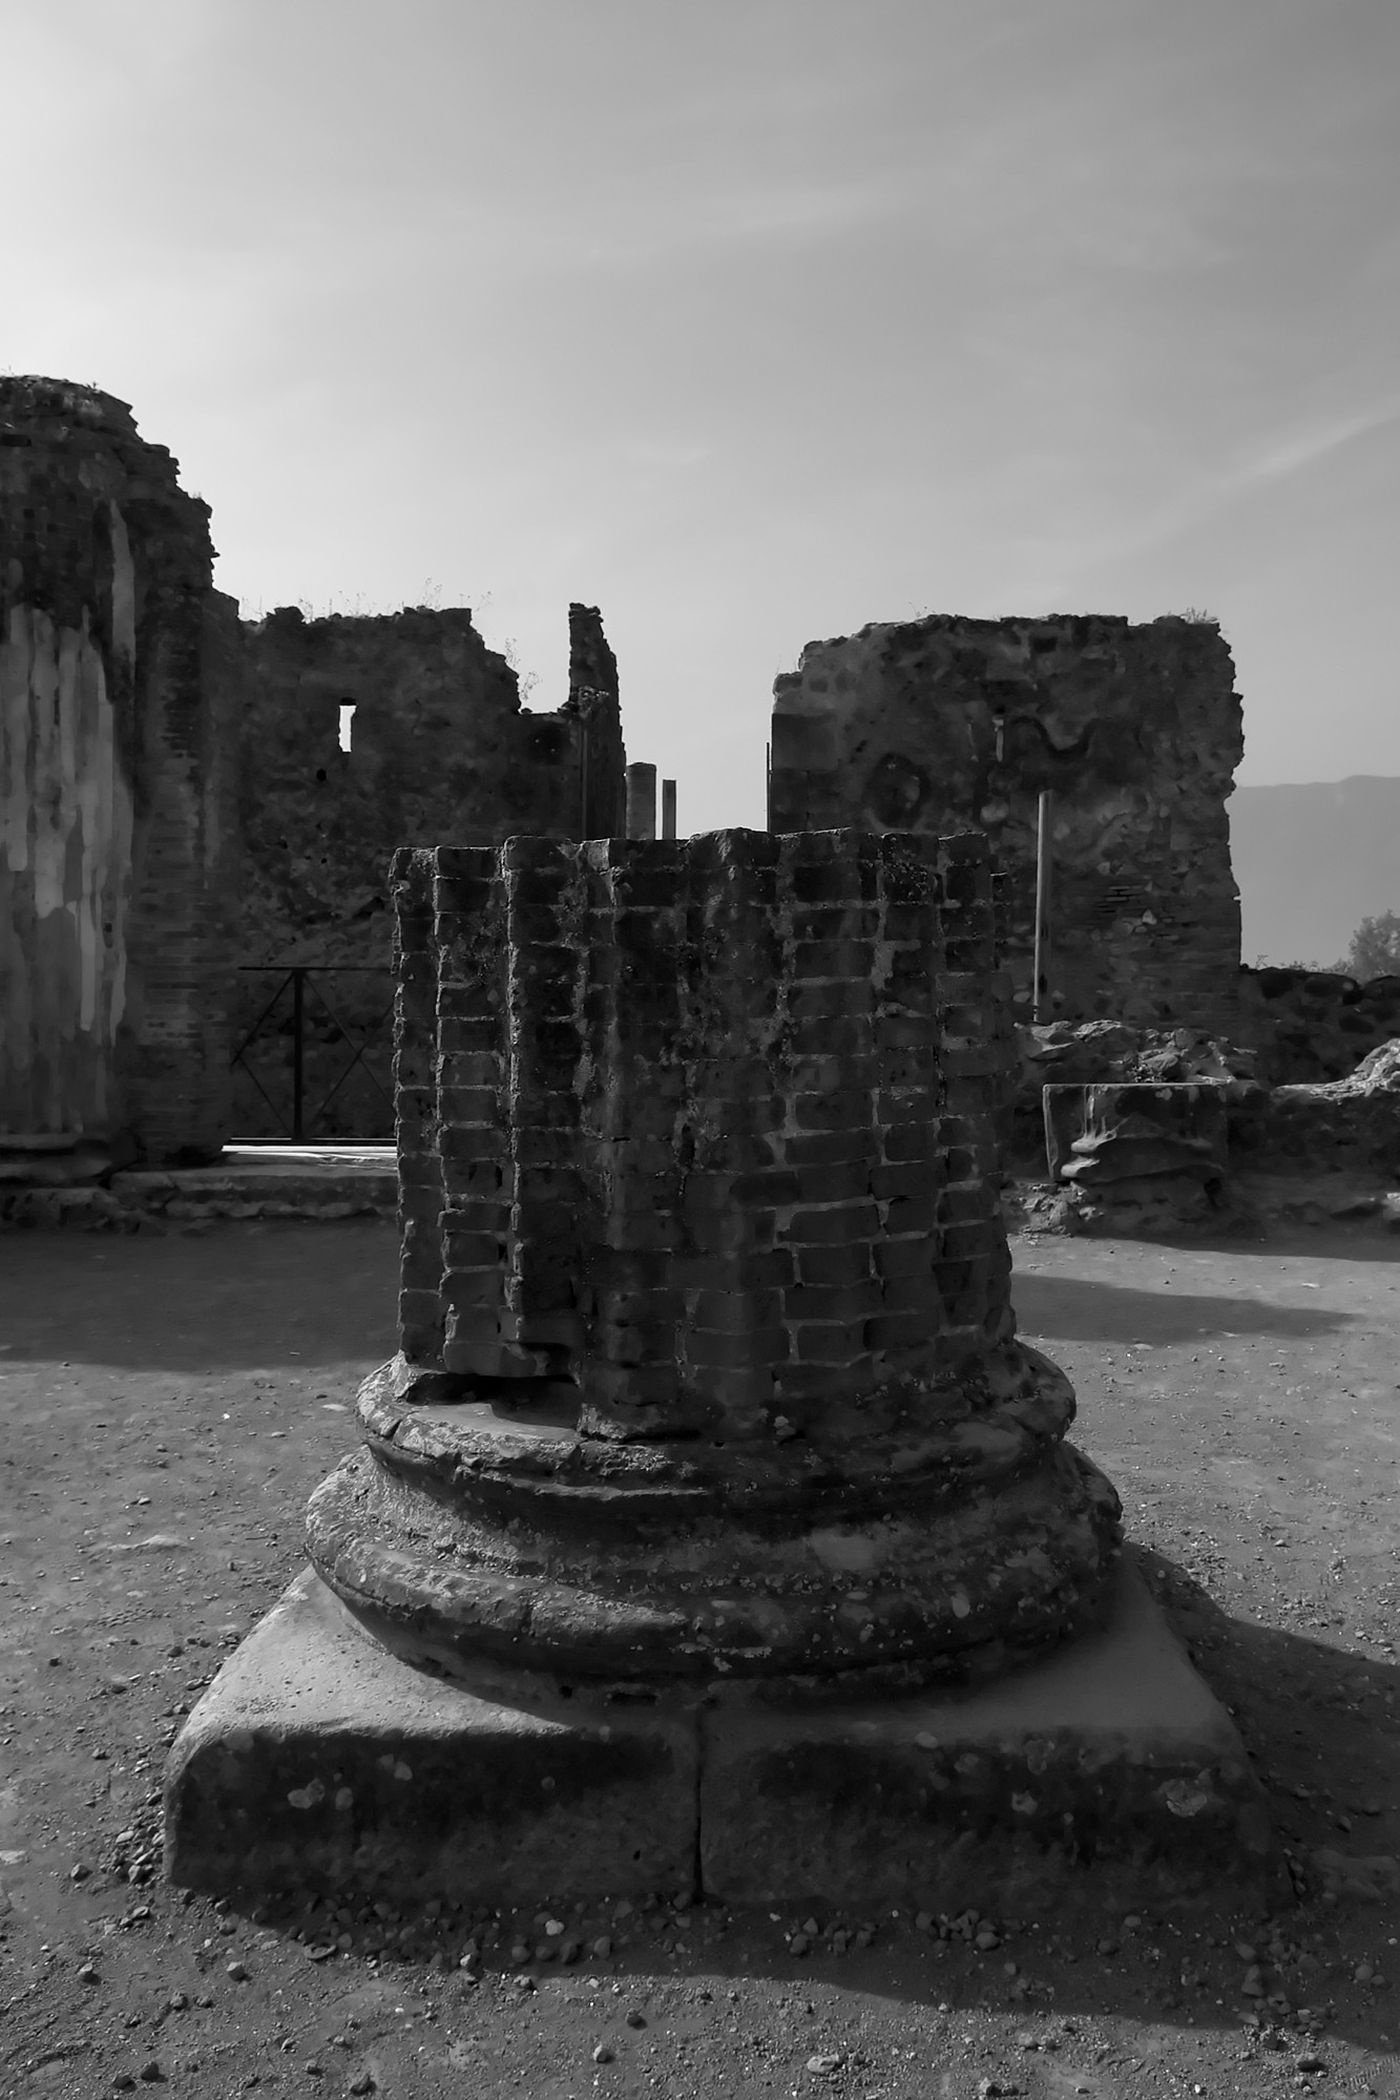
[165,1560,1281,1916]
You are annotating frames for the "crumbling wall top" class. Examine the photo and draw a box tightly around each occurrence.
[770,610,1243,1033]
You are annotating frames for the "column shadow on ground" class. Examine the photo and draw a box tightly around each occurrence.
[0,1219,400,1372]
[1010,1273,1356,1345]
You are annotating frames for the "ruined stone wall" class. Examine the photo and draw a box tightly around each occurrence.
[0,378,233,1161]
[229,600,629,1141]
[237,600,627,969]
[567,601,627,843]
[769,615,1243,1034]
[390,827,1015,1442]
[1234,965,1400,1085]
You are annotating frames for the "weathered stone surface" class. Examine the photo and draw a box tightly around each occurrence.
[0,377,236,1162]
[236,602,625,972]
[1256,1039,1400,1179]
[769,614,1243,1033]
[387,828,1015,1423]
[699,1558,1280,1913]
[1,377,635,1161]
[0,1149,398,1231]
[228,602,630,1139]
[304,827,1121,1689]
[166,1568,697,1901]
[309,1373,1118,1686]
[168,824,1271,1909]
[999,1025,1266,1184]
[1019,1022,1257,1101]
[1236,964,1400,1084]
[1044,1083,1229,1185]
[1041,1082,1230,1235]
[166,1560,1280,1912]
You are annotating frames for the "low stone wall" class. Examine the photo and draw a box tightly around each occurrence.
[1043,1081,1230,1234]
[0,1162,397,1231]
[1234,966,1400,1084]
[1247,1043,1400,1182]
[1008,1016,1400,1232]
[1009,1022,1259,1171]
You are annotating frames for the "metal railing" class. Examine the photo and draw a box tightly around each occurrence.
[230,965,394,1142]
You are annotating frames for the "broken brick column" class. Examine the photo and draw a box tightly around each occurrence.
[307,827,1121,1687]
[170,826,1280,1915]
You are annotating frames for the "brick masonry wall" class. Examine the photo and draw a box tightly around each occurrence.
[237,601,628,971]
[0,377,231,1160]
[391,827,1016,1445]
[770,614,1243,1035]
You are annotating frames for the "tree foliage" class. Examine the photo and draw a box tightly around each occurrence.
[1344,911,1400,980]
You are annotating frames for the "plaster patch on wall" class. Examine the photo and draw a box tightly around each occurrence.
[0,375,229,1156]
[1,606,32,874]
[108,502,135,664]
[0,602,132,1131]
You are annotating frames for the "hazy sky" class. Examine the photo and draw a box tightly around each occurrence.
[6,0,1398,833]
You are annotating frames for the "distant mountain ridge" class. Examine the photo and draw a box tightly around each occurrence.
[1229,776,1400,969]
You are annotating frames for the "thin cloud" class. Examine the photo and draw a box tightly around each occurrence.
[1239,402,1400,486]
[996,394,1400,604]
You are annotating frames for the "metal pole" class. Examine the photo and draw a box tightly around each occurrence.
[765,741,772,831]
[1033,791,1053,1024]
[291,968,306,1140]
[661,778,677,840]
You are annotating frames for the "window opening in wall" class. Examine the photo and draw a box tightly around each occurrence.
[338,702,357,752]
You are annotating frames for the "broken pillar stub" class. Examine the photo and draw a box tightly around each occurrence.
[567,601,627,837]
[625,761,658,839]
[169,826,1279,1909]
[306,827,1122,1690]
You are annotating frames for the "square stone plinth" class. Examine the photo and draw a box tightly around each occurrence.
[700,1560,1279,1916]
[164,1569,699,1903]
[166,1562,1281,1915]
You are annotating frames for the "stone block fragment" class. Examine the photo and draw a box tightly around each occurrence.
[699,1560,1279,1914]
[167,1571,696,1902]
[1044,1081,1229,1233]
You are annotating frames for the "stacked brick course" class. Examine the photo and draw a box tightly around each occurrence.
[392,827,1016,1443]
[770,614,1244,1034]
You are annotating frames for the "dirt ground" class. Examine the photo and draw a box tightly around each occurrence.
[1,1214,1397,2099]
